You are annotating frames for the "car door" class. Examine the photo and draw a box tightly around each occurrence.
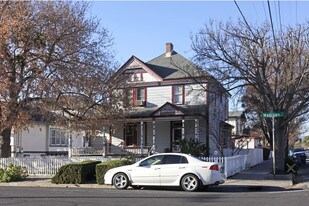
[159,155,188,185]
[130,155,164,186]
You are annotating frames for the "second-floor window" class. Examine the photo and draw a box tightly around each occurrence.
[172,85,184,105]
[133,87,146,107]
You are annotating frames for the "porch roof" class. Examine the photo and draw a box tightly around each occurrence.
[126,102,207,119]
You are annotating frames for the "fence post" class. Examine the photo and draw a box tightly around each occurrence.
[224,156,228,177]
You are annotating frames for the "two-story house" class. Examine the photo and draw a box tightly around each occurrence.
[95,43,231,156]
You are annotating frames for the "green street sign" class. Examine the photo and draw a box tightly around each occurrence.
[262,112,285,118]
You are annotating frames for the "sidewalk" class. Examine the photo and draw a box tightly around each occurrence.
[0,159,308,190]
[224,159,295,190]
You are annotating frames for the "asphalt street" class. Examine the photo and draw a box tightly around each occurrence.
[0,186,308,206]
[0,158,308,206]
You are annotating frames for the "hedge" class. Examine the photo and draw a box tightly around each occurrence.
[51,160,101,184]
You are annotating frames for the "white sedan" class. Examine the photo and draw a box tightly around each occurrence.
[104,153,226,192]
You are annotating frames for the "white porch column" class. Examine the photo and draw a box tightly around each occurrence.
[10,133,15,158]
[68,132,72,158]
[140,121,144,155]
[182,119,185,140]
[194,119,199,141]
[102,127,107,157]
[152,120,156,152]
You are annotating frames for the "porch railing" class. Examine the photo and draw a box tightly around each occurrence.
[72,146,151,156]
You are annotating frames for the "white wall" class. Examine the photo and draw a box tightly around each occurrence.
[185,84,206,105]
[143,73,158,82]
[147,86,172,107]
[18,124,48,152]
[12,124,85,156]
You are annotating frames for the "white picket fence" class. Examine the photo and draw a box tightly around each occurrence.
[0,156,111,175]
[222,149,264,177]
[0,149,263,177]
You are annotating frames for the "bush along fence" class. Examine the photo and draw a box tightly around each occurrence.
[0,149,263,177]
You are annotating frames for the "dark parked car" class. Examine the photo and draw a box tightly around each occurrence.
[290,148,307,165]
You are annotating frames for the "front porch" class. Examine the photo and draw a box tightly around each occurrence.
[72,103,209,157]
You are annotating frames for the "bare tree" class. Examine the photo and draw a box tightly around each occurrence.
[191,19,309,174]
[242,86,305,149]
[0,1,124,157]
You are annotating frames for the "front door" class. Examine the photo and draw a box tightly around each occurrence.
[125,124,137,146]
[172,122,182,152]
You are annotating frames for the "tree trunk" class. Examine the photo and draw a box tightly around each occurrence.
[0,128,12,157]
[274,124,288,174]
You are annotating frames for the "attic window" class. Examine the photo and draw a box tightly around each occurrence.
[130,72,143,82]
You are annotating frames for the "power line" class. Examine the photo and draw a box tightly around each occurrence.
[262,1,269,23]
[267,0,278,59]
[233,0,255,37]
[295,0,298,25]
[277,0,283,34]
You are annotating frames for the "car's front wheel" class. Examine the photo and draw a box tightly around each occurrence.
[113,173,129,189]
[181,174,200,192]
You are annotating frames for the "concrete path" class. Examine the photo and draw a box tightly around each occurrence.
[224,158,309,191]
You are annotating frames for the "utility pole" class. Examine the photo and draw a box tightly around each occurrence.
[262,112,285,177]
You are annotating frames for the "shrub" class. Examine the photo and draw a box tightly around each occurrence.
[96,159,134,185]
[51,161,101,184]
[0,164,28,182]
[177,138,208,157]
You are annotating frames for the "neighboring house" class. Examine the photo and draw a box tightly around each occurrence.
[227,111,247,136]
[227,111,260,149]
[10,116,85,157]
[94,43,232,156]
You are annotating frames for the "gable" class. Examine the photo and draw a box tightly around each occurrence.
[119,56,163,82]
[152,102,184,117]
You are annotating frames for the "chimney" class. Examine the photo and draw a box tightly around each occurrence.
[165,42,173,57]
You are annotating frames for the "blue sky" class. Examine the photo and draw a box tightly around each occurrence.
[89,0,309,64]
[90,1,309,134]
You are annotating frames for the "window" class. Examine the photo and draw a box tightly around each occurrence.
[133,87,146,106]
[139,155,165,167]
[130,72,143,82]
[50,128,67,146]
[172,85,184,105]
[163,155,188,164]
[125,124,137,146]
